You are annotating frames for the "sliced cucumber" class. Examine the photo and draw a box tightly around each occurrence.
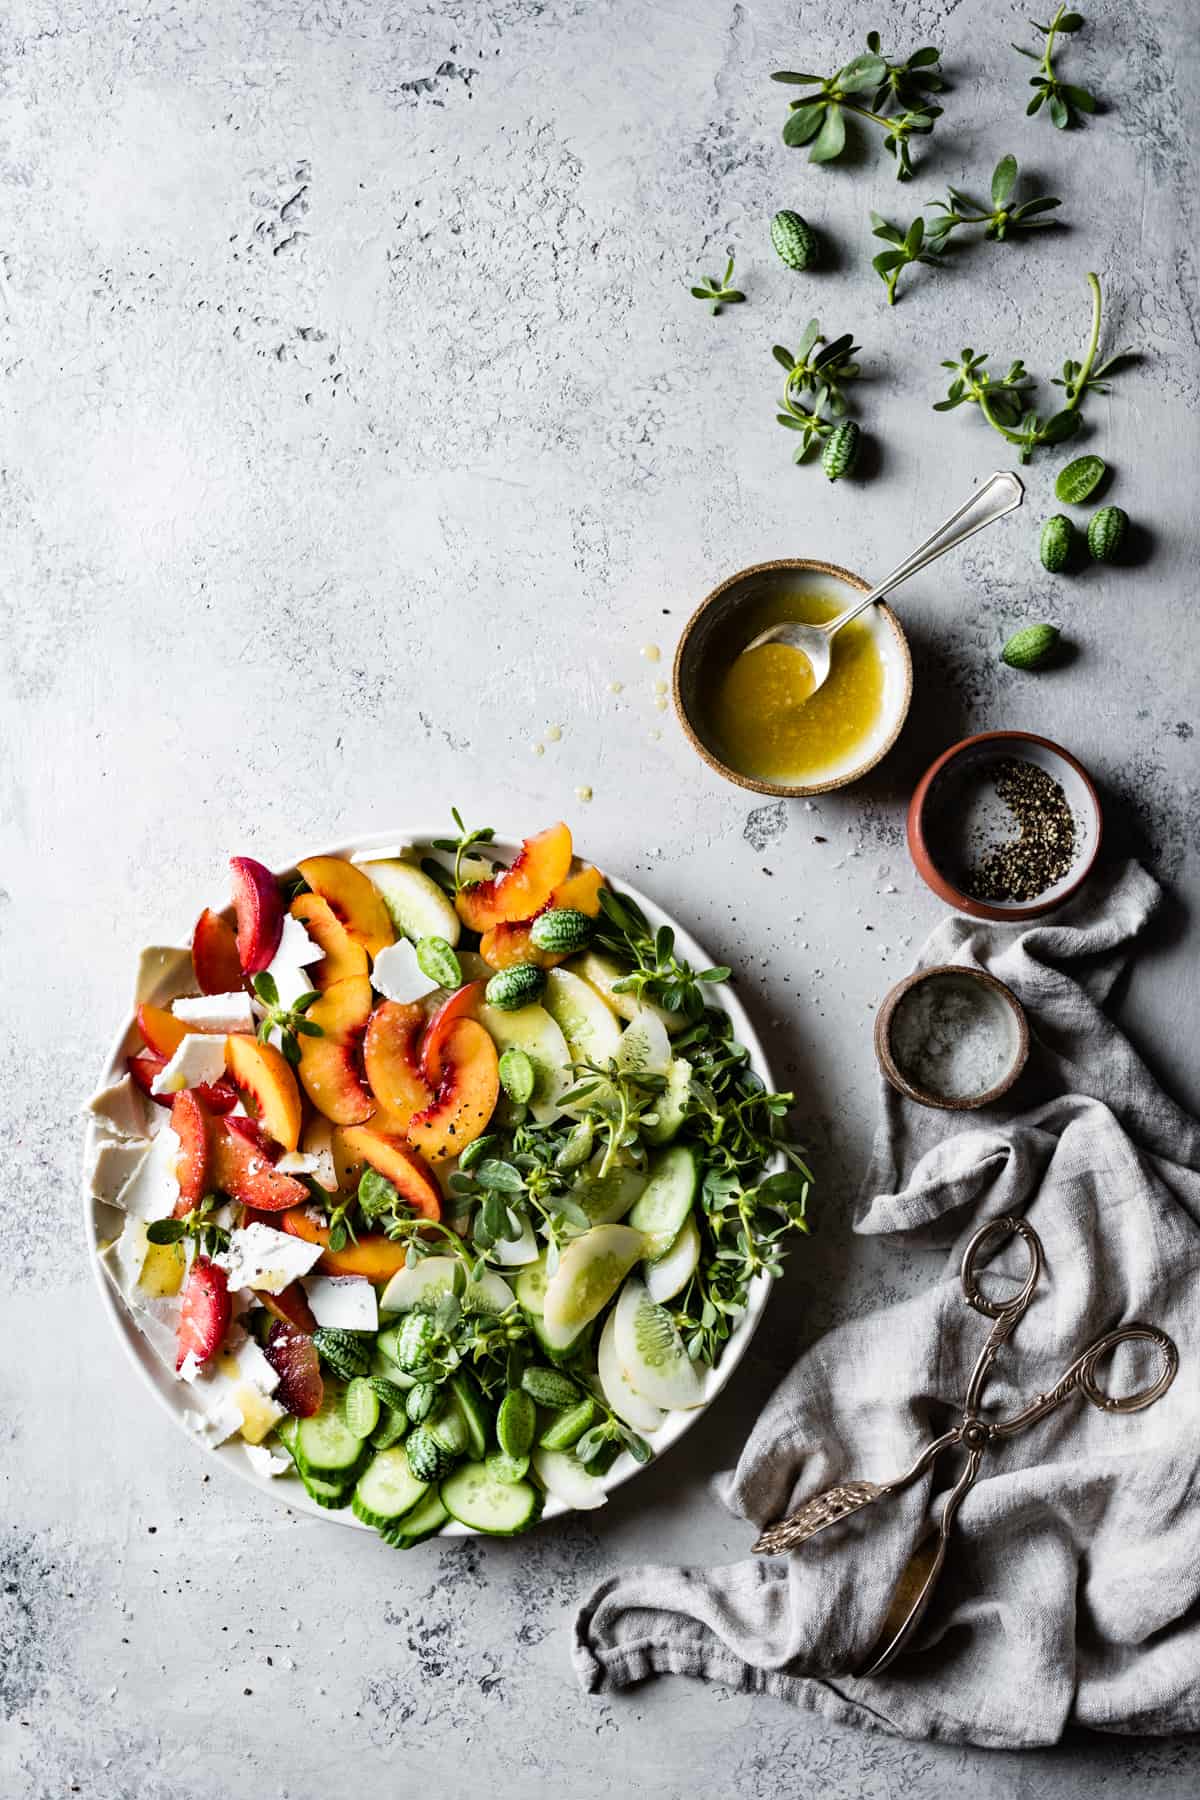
[627,1145,699,1261]
[532,1446,608,1512]
[514,1252,550,1317]
[643,1057,693,1147]
[616,1007,672,1080]
[297,1392,367,1476]
[644,1212,701,1303]
[441,1461,540,1535]
[542,967,622,1067]
[359,858,461,947]
[597,1310,665,1432]
[382,1490,449,1548]
[449,1373,491,1461]
[344,1377,380,1440]
[379,1256,514,1317]
[571,952,685,1034]
[486,1451,530,1486]
[301,1470,357,1509]
[477,1002,572,1124]
[571,1157,646,1226]
[487,1213,539,1266]
[351,1445,428,1528]
[540,1223,644,1351]
[613,1276,704,1411]
[370,1342,417,1387]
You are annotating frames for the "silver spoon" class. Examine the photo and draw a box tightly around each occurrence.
[739,470,1024,695]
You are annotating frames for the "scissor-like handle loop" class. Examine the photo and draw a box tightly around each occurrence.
[960,1214,1043,1320]
[993,1322,1179,1436]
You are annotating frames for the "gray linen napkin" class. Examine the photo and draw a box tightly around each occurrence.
[573,861,1200,1748]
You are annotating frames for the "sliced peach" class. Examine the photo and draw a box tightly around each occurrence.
[289,892,369,988]
[419,980,485,1083]
[554,864,606,915]
[137,1002,188,1059]
[296,856,394,959]
[225,1034,303,1153]
[191,907,244,995]
[259,1281,318,1333]
[363,1001,432,1131]
[479,863,605,970]
[455,822,573,932]
[407,1018,499,1164]
[229,856,284,974]
[128,1053,237,1113]
[211,1120,309,1212]
[333,1125,442,1220]
[170,1090,212,1213]
[279,1206,409,1281]
[296,975,375,1126]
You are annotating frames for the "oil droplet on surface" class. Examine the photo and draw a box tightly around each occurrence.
[531,742,545,756]
[641,643,661,662]
[608,680,624,695]
[575,785,593,802]
[652,679,667,695]
[545,724,563,743]
[648,729,662,743]
[654,695,668,711]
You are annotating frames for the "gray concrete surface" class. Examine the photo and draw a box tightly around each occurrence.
[3,0,1199,1793]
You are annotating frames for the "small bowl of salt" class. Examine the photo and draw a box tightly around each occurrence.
[874,965,1029,1112]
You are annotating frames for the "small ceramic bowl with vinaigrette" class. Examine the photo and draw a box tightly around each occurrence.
[673,559,913,797]
[875,964,1030,1112]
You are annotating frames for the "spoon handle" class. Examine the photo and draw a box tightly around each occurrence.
[825,470,1024,638]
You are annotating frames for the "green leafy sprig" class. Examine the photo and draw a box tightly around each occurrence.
[773,34,944,181]
[870,212,942,305]
[771,319,862,461]
[251,972,322,1066]
[428,807,497,895]
[689,255,745,315]
[926,155,1062,251]
[592,889,730,1022]
[1013,6,1097,129]
[146,1193,231,1259]
[934,272,1133,462]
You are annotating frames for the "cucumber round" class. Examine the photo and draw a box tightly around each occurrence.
[351,1445,428,1528]
[301,1471,357,1509]
[441,1461,540,1534]
[532,1446,608,1512]
[297,1393,366,1476]
[627,1144,700,1260]
[379,1256,515,1317]
[643,1056,693,1146]
[597,1310,665,1433]
[613,1276,704,1411]
[616,1008,672,1080]
[358,858,461,946]
[644,1212,701,1303]
[477,1002,572,1124]
[540,1223,645,1351]
[542,967,623,1067]
[381,1489,449,1547]
[569,952,685,1034]
[486,1451,530,1485]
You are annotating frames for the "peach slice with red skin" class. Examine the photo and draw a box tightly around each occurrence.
[225,1033,303,1153]
[455,822,573,933]
[363,1001,430,1131]
[296,975,376,1126]
[128,1052,238,1113]
[191,907,244,994]
[419,980,485,1084]
[407,1018,500,1165]
[333,1125,443,1220]
[296,856,394,960]
[136,1002,188,1060]
[479,863,606,969]
[279,1206,410,1281]
[289,892,369,989]
[210,1119,309,1213]
[259,1281,318,1334]
[170,1090,212,1214]
[229,857,284,974]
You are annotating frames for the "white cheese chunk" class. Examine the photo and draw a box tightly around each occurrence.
[243,1441,291,1478]
[301,1274,379,1331]
[184,1395,244,1447]
[85,1074,151,1141]
[151,1033,229,1096]
[350,843,412,865]
[299,1116,338,1189]
[135,945,196,1005]
[227,1330,280,1397]
[112,1125,182,1220]
[276,1151,320,1176]
[87,1137,155,1206]
[172,991,255,1033]
[99,1245,181,1370]
[217,1222,323,1294]
[371,938,439,1004]
[274,913,324,967]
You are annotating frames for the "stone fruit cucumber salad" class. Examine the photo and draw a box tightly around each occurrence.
[86,817,811,1543]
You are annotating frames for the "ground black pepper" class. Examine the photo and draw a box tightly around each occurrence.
[966,758,1076,902]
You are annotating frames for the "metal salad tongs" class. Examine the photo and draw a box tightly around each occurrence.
[752,1215,1179,1676]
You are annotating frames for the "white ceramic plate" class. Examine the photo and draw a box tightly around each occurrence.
[83,828,779,1533]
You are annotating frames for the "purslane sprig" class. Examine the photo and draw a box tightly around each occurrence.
[933,272,1133,461]
[870,213,943,305]
[592,888,730,1021]
[251,971,323,1066]
[689,254,745,316]
[773,35,944,180]
[146,1193,231,1260]
[925,155,1062,251]
[1013,6,1097,129]
[429,807,497,894]
[771,318,863,462]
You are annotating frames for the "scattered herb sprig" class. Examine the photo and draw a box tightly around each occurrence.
[1013,6,1097,129]
[146,1194,231,1260]
[926,155,1062,251]
[771,318,863,462]
[870,212,942,305]
[773,33,945,181]
[251,972,323,1066]
[429,807,497,894]
[689,255,745,315]
[592,888,730,1022]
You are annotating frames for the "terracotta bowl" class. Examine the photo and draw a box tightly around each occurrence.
[673,558,913,798]
[875,964,1030,1111]
[907,730,1103,922]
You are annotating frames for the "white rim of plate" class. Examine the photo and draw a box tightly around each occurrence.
[83,827,780,1535]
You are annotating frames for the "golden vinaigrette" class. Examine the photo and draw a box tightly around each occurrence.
[706,591,885,782]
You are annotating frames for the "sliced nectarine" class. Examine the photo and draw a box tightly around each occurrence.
[230,856,284,974]
[289,892,369,988]
[333,1124,442,1220]
[296,975,375,1126]
[225,1033,303,1153]
[455,822,573,932]
[419,980,485,1083]
[137,1002,188,1059]
[211,1120,309,1212]
[364,1001,432,1131]
[192,907,244,995]
[553,864,605,915]
[408,1018,499,1164]
[258,1281,318,1333]
[170,1090,212,1213]
[296,856,394,959]
[479,918,558,970]
[279,1206,409,1281]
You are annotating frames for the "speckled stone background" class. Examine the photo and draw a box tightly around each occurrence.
[3,0,1199,1793]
